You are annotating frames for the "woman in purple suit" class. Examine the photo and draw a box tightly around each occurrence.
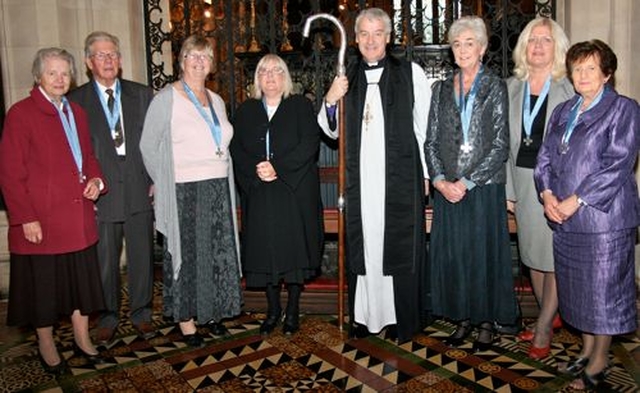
[534,39,640,390]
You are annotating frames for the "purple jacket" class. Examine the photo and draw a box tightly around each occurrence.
[534,87,640,233]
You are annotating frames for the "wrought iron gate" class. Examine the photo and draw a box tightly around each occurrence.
[143,0,555,206]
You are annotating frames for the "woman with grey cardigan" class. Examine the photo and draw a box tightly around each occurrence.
[140,35,242,347]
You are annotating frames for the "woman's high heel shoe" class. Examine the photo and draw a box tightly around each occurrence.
[518,314,563,342]
[571,364,612,390]
[472,322,496,352]
[444,321,472,347]
[528,331,553,360]
[557,356,589,376]
[73,343,106,365]
[38,353,67,375]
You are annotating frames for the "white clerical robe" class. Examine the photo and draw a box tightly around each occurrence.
[317,62,434,333]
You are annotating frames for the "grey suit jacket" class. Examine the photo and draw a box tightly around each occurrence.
[506,77,574,201]
[68,79,154,222]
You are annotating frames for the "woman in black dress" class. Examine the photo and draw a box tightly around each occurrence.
[231,54,323,335]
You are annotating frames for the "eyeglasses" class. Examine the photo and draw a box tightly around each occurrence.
[184,53,211,62]
[91,52,120,62]
[527,36,554,46]
[257,67,285,76]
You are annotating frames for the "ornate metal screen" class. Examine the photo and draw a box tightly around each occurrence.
[143,0,555,206]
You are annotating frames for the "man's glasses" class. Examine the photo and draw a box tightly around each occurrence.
[91,52,120,62]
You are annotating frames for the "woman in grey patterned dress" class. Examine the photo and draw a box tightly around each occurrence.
[140,35,243,347]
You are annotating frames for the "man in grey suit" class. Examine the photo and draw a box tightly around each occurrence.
[69,31,156,345]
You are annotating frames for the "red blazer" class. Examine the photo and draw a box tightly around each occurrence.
[0,87,106,255]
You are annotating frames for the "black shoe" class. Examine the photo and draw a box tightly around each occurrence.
[183,332,205,348]
[384,325,399,342]
[575,365,612,390]
[348,323,371,339]
[260,314,281,335]
[282,312,299,336]
[38,353,67,375]
[282,321,299,335]
[73,343,106,365]
[444,321,472,347]
[472,322,495,352]
[207,321,229,336]
[133,322,157,340]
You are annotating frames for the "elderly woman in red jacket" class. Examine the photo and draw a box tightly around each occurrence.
[0,48,107,374]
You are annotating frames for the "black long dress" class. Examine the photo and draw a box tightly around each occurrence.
[231,95,323,287]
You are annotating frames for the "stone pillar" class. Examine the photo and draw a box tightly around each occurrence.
[0,0,148,108]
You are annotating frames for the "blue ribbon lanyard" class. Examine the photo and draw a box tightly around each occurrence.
[522,77,551,145]
[94,79,121,131]
[457,65,483,153]
[56,97,84,182]
[181,81,223,156]
[560,87,605,152]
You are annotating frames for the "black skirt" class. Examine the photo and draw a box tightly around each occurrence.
[7,245,105,328]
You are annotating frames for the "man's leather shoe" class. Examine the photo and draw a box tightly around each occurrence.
[134,322,157,340]
[95,327,116,346]
[348,323,371,339]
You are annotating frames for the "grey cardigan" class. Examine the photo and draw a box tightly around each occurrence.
[140,86,241,280]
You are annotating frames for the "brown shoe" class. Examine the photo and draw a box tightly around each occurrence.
[134,322,157,340]
[95,327,116,346]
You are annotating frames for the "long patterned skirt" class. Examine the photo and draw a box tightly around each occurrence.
[554,229,637,335]
[429,184,519,326]
[163,178,243,324]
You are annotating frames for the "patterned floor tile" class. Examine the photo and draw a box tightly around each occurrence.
[2,281,640,392]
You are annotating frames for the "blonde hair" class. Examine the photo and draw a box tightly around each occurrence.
[512,17,569,81]
[252,54,293,99]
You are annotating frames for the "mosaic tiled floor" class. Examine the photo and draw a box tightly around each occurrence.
[1,286,640,392]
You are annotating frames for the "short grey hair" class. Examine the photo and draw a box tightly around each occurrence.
[31,47,77,85]
[252,54,293,99]
[448,16,488,51]
[84,31,121,58]
[178,35,214,77]
[355,7,392,35]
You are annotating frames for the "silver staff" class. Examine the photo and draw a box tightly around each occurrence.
[303,13,346,77]
[303,13,348,334]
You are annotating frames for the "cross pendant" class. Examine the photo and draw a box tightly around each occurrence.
[523,137,533,146]
[215,148,224,157]
[363,103,373,130]
[460,143,473,153]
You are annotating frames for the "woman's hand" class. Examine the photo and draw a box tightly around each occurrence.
[541,190,563,224]
[506,200,515,213]
[83,178,103,201]
[256,161,278,182]
[22,221,43,244]
[556,194,581,222]
[434,180,466,203]
[325,76,349,105]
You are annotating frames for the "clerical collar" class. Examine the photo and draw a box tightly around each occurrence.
[364,57,386,70]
